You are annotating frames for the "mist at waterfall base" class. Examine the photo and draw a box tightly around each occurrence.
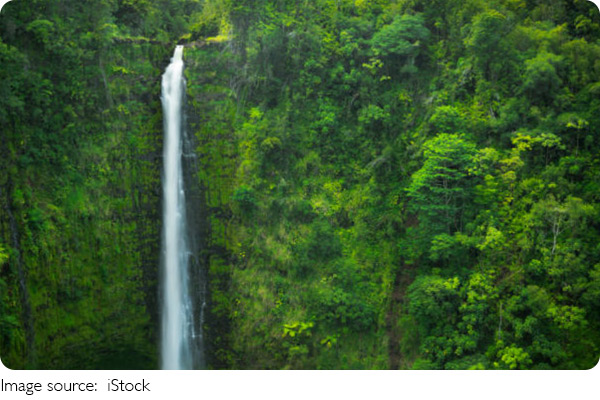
[160,45,205,370]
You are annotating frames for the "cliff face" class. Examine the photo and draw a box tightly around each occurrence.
[183,46,237,369]
[0,0,171,369]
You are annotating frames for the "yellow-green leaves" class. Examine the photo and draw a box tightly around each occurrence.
[495,344,532,369]
[282,321,314,338]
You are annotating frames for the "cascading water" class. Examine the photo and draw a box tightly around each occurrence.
[160,45,203,370]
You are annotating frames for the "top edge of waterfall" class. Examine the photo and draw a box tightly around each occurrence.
[173,45,184,61]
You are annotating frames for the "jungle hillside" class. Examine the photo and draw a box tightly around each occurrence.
[1,0,600,369]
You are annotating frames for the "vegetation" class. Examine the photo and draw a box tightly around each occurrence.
[1,0,599,369]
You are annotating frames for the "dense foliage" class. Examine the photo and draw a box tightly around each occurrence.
[1,0,599,369]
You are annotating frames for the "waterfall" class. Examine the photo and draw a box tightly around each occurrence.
[160,45,203,370]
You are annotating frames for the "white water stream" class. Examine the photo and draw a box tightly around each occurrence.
[160,45,196,370]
